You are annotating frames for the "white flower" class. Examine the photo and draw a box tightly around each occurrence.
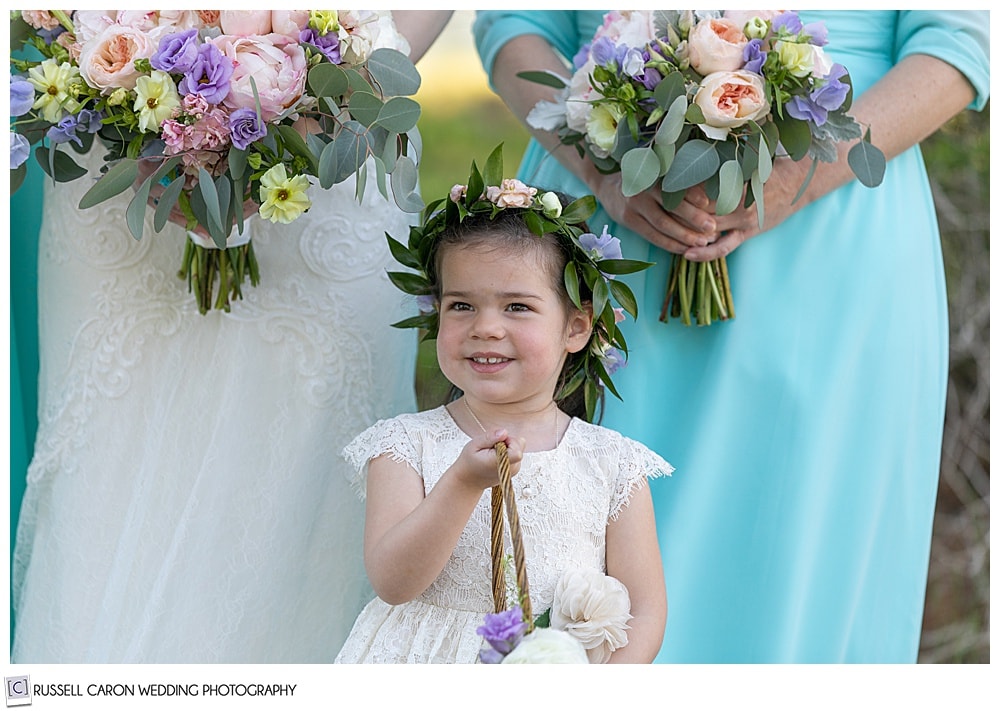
[500,628,589,664]
[550,568,632,664]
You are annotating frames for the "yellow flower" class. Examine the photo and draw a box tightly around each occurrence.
[586,102,625,156]
[309,10,340,35]
[27,58,81,123]
[258,164,312,223]
[133,70,180,133]
[106,87,128,107]
[775,40,815,78]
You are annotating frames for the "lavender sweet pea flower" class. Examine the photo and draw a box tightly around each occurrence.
[178,42,233,105]
[46,115,83,146]
[36,25,66,44]
[229,107,267,150]
[10,77,35,117]
[75,108,104,134]
[785,94,826,125]
[772,12,803,36]
[580,225,623,261]
[476,607,528,655]
[591,36,617,67]
[600,346,626,376]
[812,64,850,110]
[572,42,592,70]
[300,28,342,64]
[621,47,646,78]
[10,131,30,169]
[151,28,200,75]
[803,21,829,47]
[415,294,437,314]
[742,39,766,75]
[638,66,662,91]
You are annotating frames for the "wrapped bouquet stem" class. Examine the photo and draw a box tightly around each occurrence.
[179,222,259,314]
[522,9,886,326]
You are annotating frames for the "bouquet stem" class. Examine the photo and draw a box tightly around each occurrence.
[660,255,734,327]
[178,238,260,315]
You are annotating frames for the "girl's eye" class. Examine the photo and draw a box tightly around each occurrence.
[506,303,530,312]
[447,301,472,312]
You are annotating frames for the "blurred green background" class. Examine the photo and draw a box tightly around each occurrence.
[412,12,990,663]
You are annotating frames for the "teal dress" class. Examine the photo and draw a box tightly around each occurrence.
[475,11,990,663]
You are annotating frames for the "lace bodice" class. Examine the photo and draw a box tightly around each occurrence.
[337,405,672,662]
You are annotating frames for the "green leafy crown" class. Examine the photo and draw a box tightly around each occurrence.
[385,144,652,422]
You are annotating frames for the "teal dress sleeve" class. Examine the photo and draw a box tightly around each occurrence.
[474,10,588,84]
[894,11,990,110]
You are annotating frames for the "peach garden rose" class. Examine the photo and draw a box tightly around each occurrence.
[693,70,770,140]
[687,17,748,75]
[209,33,308,122]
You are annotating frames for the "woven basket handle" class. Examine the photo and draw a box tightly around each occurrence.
[490,441,534,630]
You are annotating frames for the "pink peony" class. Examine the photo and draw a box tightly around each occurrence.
[220,10,273,37]
[209,33,308,122]
[271,10,310,37]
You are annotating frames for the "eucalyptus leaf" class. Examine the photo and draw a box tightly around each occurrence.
[367,48,422,96]
[331,121,374,184]
[355,161,368,203]
[36,146,88,184]
[154,174,186,232]
[611,119,640,163]
[660,140,720,193]
[197,166,226,246]
[848,140,886,188]
[11,163,26,194]
[653,140,675,175]
[655,94,688,146]
[318,138,340,189]
[344,67,375,94]
[661,188,686,211]
[376,96,421,133]
[516,70,568,89]
[372,154,389,201]
[349,91,384,128]
[774,116,811,161]
[715,159,744,215]
[78,158,138,209]
[126,175,152,240]
[390,155,424,213]
[756,134,772,182]
[381,131,399,172]
[275,125,318,173]
[652,72,686,111]
[308,62,349,99]
[750,170,765,228]
[620,147,661,197]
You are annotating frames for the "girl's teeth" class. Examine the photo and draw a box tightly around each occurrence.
[474,357,506,364]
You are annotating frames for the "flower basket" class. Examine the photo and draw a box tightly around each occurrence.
[488,441,533,624]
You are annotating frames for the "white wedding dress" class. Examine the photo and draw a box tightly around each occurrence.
[11,144,418,662]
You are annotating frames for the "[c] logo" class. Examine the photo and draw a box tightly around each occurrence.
[5,676,31,707]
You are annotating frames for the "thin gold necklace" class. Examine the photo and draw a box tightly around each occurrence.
[463,398,561,451]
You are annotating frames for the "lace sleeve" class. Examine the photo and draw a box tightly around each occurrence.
[609,436,674,522]
[341,416,421,499]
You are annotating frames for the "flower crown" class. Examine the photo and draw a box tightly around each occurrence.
[385,144,652,422]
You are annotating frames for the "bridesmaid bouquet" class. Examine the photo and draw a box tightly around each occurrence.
[9,10,425,313]
[521,10,886,326]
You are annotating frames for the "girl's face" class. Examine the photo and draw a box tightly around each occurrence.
[436,242,592,413]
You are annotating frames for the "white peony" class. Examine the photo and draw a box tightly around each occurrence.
[500,628,589,664]
[550,568,632,664]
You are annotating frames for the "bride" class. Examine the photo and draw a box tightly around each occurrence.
[11,10,452,663]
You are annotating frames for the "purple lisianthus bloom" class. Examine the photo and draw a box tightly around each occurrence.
[151,28,200,75]
[476,606,528,656]
[415,294,437,314]
[10,131,31,169]
[46,115,83,146]
[812,64,850,110]
[229,107,267,150]
[572,41,592,70]
[803,21,829,47]
[638,65,662,91]
[10,77,35,117]
[478,646,506,664]
[742,39,766,75]
[75,108,105,134]
[785,94,826,125]
[772,12,803,36]
[580,225,623,261]
[300,28,342,64]
[178,42,233,105]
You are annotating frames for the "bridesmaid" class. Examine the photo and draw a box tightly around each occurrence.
[474,10,989,662]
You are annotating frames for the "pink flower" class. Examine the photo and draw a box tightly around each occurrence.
[486,179,537,209]
[271,10,310,37]
[210,34,307,122]
[182,93,210,119]
[687,17,749,76]
[197,11,221,28]
[20,11,63,31]
[78,23,158,93]
[449,184,467,203]
[71,11,114,44]
[220,10,273,37]
[693,70,770,140]
[161,119,193,155]
[189,108,231,151]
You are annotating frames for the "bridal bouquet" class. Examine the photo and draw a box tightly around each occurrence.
[477,568,631,664]
[522,10,886,326]
[10,10,425,313]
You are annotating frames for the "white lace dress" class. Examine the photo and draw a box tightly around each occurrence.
[11,143,418,661]
[334,406,672,664]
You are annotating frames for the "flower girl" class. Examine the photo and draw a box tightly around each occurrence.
[335,148,671,663]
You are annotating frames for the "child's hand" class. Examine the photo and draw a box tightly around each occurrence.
[453,429,526,491]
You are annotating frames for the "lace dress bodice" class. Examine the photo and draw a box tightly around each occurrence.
[335,406,672,663]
